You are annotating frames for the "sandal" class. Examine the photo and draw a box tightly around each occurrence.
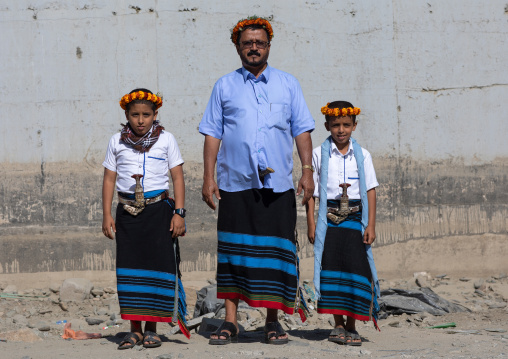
[142,330,162,348]
[264,321,289,345]
[209,321,238,345]
[328,327,347,344]
[345,329,362,346]
[117,332,142,350]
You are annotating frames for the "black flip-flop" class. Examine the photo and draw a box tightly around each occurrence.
[328,327,347,344]
[345,329,362,346]
[264,321,289,345]
[209,321,238,345]
[142,330,162,348]
[117,332,142,350]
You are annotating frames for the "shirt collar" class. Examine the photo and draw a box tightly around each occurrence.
[329,139,353,157]
[241,64,270,83]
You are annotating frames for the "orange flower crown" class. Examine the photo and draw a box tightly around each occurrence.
[321,103,361,117]
[120,91,163,110]
[231,16,274,44]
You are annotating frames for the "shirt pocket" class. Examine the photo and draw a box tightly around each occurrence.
[146,150,168,176]
[268,103,290,131]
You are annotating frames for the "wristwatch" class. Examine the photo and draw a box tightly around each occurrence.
[302,165,315,172]
[174,208,186,218]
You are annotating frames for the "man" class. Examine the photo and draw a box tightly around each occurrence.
[199,16,315,345]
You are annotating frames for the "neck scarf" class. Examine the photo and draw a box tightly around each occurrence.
[120,120,164,153]
[313,136,380,299]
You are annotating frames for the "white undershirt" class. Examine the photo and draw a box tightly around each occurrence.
[102,131,184,193]
[312,140,378,200]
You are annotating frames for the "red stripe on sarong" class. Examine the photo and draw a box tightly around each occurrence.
[121,314,173,323]
[218,292,295,315]
[317,308,379,331]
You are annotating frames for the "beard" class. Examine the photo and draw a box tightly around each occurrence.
[240,49,269,68]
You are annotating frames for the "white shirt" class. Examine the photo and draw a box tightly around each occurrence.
[102,131,184,193]
[312,140,378,200]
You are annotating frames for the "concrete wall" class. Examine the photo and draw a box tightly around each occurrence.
[1,1,507,275]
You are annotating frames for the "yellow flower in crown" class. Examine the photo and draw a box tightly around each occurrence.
[119,90,164,110]
[320,103,362,117]
[231,16,274,44]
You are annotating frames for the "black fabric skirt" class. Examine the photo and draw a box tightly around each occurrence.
[216,188,307,319]
[115,199,188,335]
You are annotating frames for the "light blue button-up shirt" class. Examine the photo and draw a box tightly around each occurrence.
[199,65,315,193]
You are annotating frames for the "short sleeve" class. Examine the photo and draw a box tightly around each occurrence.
[362,150,379,191]
[166,133,184,169]
[102,135,117,172]
[289,77,315,138]
[199,80,224,139]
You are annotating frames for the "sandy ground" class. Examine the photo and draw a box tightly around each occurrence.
[1,257,508,358]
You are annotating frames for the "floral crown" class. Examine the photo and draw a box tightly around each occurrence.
[231,16,274,44]
[120,90,163,110]
[321,103,361,117]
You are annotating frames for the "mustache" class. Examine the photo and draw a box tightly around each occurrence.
[247,50,261,56]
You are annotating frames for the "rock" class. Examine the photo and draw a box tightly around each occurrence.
[0,328,43,342]
[86,317,105,325]
[38,309,52,315]
[475,289,486,297]
[91,288,104,297]
[170,313,214,334]
[103,287,116,294]
[360,349,372,355]
[415,276,429,288]
[389,321,401,328]
[60,278,94,302]
[13,314,28,326]
[494,273,507,280]
[2,284,18,294]
[207,279,217,285]
[459,277,471,282]
[474,279,485,289]
[36,321,50,331]
[178,354,184,358]
[97,307,109,316]
[49,283,60,293]
[156,355,174,359]
[59,302,69,311]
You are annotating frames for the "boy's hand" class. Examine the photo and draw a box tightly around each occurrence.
[307,222,316,244]
[102,215,116,239]
[170,214,186,238]
[363,225,376,245]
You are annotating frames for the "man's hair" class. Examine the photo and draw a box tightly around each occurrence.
[325,101,357,123]
[236,24,271,45]
[125,88,157,113]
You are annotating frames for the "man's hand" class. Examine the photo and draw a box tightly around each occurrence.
[297,170,314,206]
[170,214,186,238]
[363,225,376,245]
[102,214,116,239]
[202,176,221,210]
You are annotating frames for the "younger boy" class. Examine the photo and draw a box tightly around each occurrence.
[306,101,379,346]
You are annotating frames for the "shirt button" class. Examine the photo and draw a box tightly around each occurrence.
[139,165,142,168]
[258,149,261,153]
[259,110,263,113]
[258,128,261,131]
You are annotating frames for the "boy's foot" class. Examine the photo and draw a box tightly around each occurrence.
[142,331,162,348]
[117,332,142,350]
[328,326,347,344]
[345,329,362,346]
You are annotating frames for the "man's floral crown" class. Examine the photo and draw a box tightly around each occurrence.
[120,91,163,110]
[231,16,274,44]
[321,103,361,117]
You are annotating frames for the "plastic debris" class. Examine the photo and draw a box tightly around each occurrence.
[56,320,67,324]
[303,283,316,302]
[61,322,102,340]
[426,322,456,329]
[102,325,119,330]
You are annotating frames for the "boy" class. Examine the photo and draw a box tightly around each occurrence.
[306,101,379,346]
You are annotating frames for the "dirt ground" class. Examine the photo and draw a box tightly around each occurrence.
[1,257,507,359]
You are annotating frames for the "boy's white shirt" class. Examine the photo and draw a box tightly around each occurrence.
[102,130,184,193]
[312,139,378,200]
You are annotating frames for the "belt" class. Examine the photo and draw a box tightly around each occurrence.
[327,202,362,213]
[118,190,169,207]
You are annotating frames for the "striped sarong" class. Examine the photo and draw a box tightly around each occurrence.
[217,188,307,321]
[317,199,379,328]
[115,195,190,337]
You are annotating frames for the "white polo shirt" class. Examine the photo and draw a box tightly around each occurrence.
[312,140,378,200]
[102,131,184,193]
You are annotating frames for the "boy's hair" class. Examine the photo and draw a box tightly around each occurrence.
[325,101,357,123]
[125,88,157,113]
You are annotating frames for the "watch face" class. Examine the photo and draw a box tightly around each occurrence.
[176,208,186,218]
